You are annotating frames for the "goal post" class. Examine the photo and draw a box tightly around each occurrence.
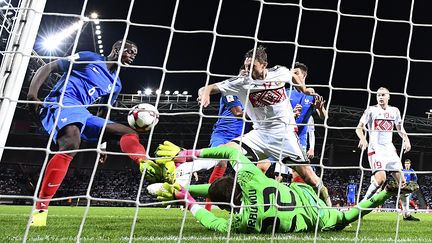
[0,0,47,160]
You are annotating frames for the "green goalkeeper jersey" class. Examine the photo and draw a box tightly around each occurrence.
[194,146,326,233]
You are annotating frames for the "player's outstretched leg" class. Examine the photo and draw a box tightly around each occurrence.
[343,180,419,224]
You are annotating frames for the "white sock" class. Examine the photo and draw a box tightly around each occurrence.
[176,159,218,187]
[401,194,410,217]
[363,181,380,200]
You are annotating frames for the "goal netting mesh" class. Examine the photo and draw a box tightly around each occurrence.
[0,0,431,242]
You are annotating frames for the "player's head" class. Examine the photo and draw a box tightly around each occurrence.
[349,179,355,184]
[294,62,308,81]
[110,39,138,65]
[208,176,242,211]
[404,159,411,169]
[244,45,268,80]
[376,87,390,106]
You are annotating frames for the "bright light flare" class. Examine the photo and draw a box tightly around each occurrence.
[42,21,83,51]
[90,12,98,19]
[144,88,152,95]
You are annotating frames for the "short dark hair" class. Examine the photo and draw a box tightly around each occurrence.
[208,176,242,211]
[294,62,308,74]
[405,159,411,163]
[245,45,268,64]
[112,39,137,50]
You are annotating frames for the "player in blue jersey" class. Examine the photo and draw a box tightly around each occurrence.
[289,62,326,155]
[346,180,357,206]
[27,40,157,226]
[205,94,250,211]
[400,159,419,221]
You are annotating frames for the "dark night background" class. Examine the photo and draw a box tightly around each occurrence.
[34,0,432,117]
[2,0,432,172]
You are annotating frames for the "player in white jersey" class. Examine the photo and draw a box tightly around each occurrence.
[356,87,416,220]
[198,46,330,204]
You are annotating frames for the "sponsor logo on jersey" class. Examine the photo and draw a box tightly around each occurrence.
[248,87,287,107]
[61,118,67,123]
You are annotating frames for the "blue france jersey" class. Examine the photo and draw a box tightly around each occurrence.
[44,51,122,106]
[212,95,245,137]
[403,168,417,183]
[347,184,357,196]
[288,89,315,146]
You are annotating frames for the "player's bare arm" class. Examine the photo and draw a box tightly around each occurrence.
[291,68,307,93]
[396,124,411,153]
[198,83,220,108]
[230,106,244,117]
[314,95,327,119]
[27,60,61,116]
[356,121,368,150]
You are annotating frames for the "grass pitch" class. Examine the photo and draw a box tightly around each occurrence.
[0,205,431,242]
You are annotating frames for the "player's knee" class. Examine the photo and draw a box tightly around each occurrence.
[58,137,81,151]
[110,123,138,135]
[57,125,81,151]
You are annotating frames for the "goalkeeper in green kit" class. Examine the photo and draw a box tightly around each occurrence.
[148,142,419,233]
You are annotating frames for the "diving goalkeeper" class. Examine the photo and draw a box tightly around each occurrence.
[149,143,419,233]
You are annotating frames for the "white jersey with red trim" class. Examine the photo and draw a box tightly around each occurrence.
[216,65,296,131]
[360,105,402,146]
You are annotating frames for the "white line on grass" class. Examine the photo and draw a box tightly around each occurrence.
[3,235,431,242]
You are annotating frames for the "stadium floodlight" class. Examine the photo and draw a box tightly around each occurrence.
[182,91,188,95]
[144,88,152,95]
[165,90,170,95]
[42,20,83,52]
[97,40,102,44]
[155,89,161,95]
[90,12,98,19]
[99,49,103,53]
[98,44,103,49]
[97,35,102,39]
[95,25,101,30]
[173,90,179,95]
[95,29,101,35]
[137,90,142,95]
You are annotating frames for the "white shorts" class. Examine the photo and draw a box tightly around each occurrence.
[368,143,402,173]
[233,127,307,164]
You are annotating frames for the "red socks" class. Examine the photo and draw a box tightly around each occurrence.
[120,133,147,164]
[205,165,227,211]
[36,153,73,210]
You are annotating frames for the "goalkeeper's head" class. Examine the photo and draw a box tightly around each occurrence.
[208,176,242,211]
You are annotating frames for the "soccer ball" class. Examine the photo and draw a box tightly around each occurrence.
[127,103,159,132]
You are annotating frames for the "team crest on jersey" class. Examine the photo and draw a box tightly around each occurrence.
[248,87,287,107]
[374,119,393,131]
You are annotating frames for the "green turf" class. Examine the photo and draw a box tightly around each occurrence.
[0,205,431,242]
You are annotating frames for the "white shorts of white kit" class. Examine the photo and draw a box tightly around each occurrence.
[368,143,402,173]
[233,127,307,165]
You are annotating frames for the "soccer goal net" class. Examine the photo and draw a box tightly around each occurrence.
[0,0,431,242]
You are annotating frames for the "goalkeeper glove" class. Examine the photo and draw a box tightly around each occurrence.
[155,141,200,165]
[155,141,182,164]
[162,160,176,184]
[155,182,197,210]
[140,160,163,183]
[155,182,182,201]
